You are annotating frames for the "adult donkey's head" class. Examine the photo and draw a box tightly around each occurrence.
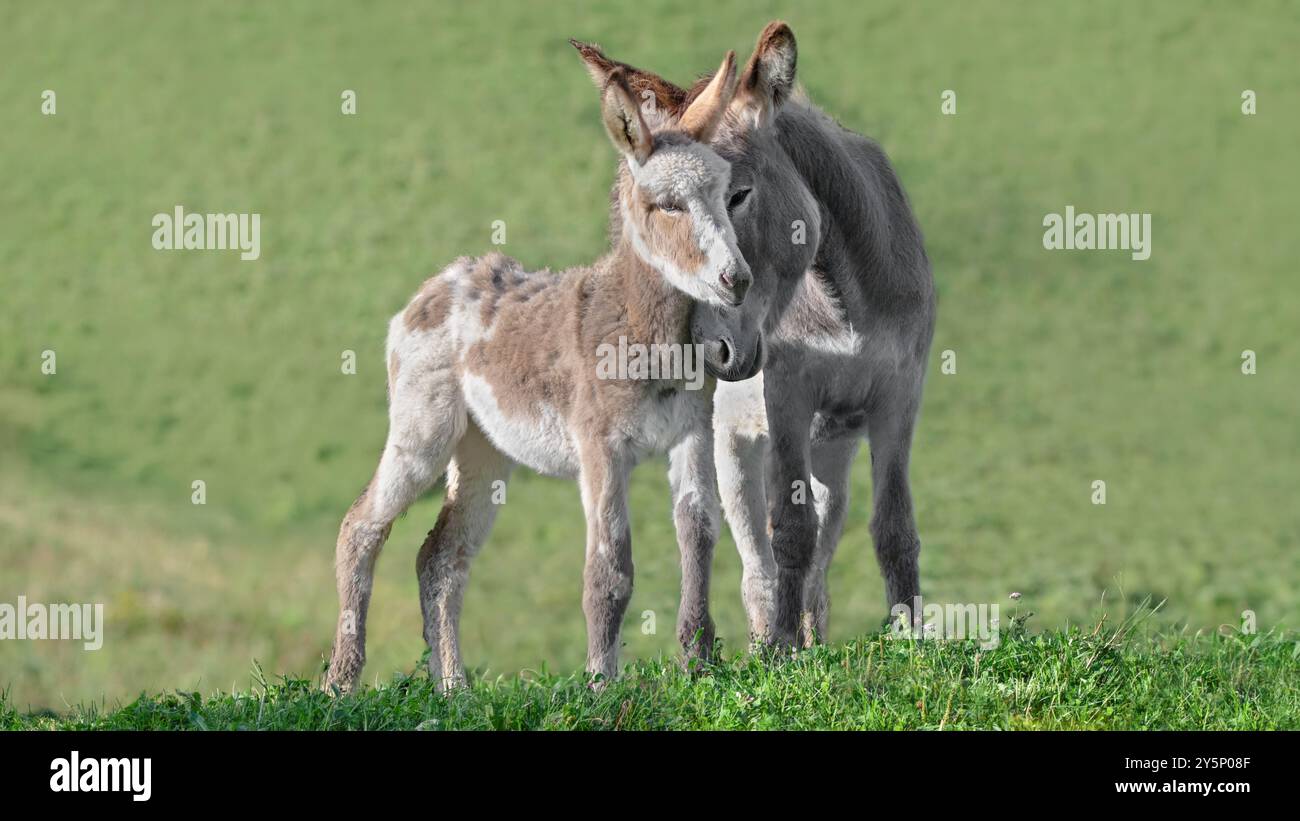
[574,23,820,364]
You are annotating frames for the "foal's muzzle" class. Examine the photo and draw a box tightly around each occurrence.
[716,261,752,307]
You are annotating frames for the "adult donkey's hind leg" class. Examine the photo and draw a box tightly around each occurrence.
[866,384,923,613]
[416,419,512,691]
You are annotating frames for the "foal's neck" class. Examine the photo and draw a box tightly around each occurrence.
[607,240,693,345]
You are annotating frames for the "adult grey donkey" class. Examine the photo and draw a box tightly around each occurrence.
[574,20,935,649]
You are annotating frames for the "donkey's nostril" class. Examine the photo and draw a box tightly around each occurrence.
[716,338,733,366]
[720,271,734,289]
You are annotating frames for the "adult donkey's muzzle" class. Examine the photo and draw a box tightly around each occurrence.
[691,301,764,382]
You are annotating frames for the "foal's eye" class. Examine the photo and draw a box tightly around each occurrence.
[728,187,753,211]
[657,202,683,216]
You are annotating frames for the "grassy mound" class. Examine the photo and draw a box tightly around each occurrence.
[8,624,1296,731]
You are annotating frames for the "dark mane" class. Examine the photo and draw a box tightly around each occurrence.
[774,99,933,310]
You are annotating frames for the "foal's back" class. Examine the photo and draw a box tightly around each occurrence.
[389,251,583,478]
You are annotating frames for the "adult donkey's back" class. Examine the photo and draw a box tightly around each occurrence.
[574,21,935,647]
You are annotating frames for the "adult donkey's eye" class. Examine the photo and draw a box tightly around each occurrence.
[657,201,683,216]
[728,187,752,211]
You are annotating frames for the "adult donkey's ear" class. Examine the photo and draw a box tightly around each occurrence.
[734,21,797,129]
[570,38,690,123]
[600,69,654,166]
[679,51,737,143]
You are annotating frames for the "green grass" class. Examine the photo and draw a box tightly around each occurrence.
[6,620,1298,730]
[2,0,1299,718]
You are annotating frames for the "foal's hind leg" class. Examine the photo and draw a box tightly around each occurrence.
[325,344,466,693]
[866,390,922,613]
[416,419,512,691]
[326,427,461,692]
[798,437,861,647]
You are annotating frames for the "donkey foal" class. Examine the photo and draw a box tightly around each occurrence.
[326,54,762,693]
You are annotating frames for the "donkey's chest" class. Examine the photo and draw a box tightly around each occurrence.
[623,385,708,458]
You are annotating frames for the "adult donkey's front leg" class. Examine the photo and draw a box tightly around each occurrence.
[799,437,861,647]
[764,386,817,648]
[578,442,635,682]
[668,415,721,666]
[714,376,779,645]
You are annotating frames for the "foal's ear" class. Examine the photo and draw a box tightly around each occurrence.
[570,38,690,122]
[570,39,621,88]
[733,21,797,129]
[679,51,737,143]
[599,69,654,166]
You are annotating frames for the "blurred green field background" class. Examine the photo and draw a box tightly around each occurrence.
[2,0,1297,710]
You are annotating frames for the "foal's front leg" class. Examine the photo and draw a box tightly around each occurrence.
[668,416,721,666]
[578,443,635,681]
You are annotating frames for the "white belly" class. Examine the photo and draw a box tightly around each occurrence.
[462,373,579,478]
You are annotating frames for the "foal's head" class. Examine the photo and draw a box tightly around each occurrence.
[592,52,753,311]
[575,23,821,354]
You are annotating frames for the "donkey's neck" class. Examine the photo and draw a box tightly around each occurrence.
[606,240,694,345]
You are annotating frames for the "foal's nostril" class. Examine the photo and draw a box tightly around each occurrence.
[720,271,734,289]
